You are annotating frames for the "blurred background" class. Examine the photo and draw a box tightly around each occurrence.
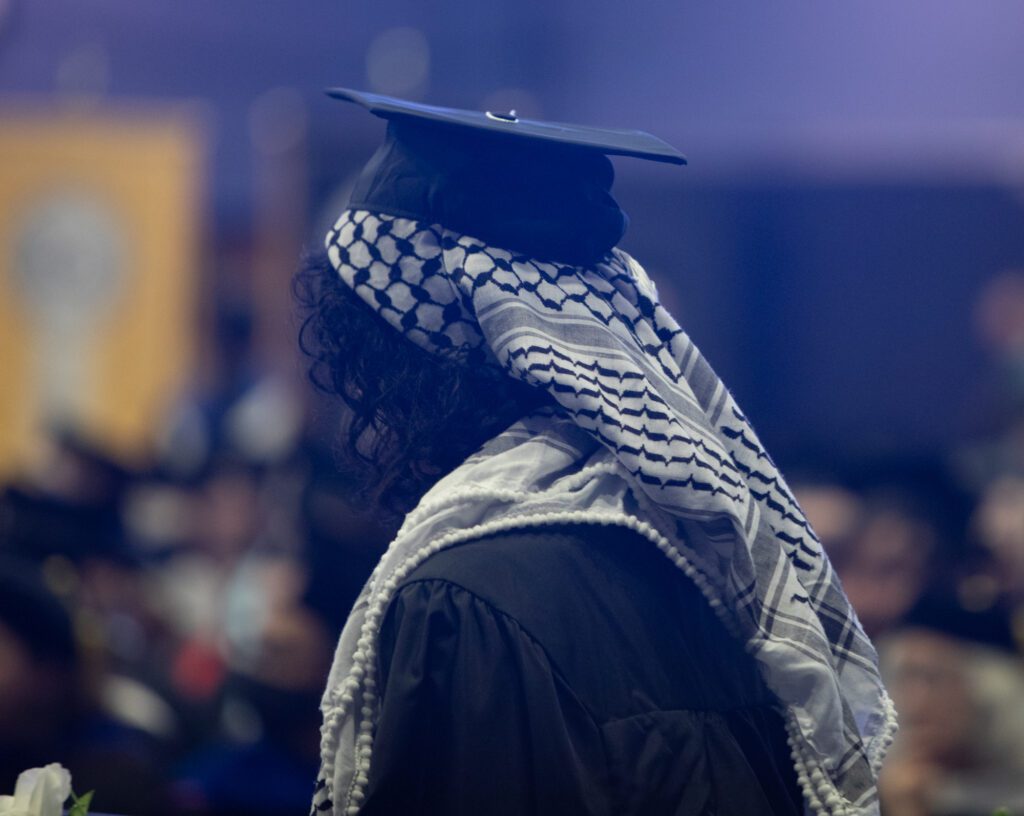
[2,2,1024,814]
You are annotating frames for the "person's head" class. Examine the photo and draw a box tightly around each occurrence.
[294,252,551,520]
[797,461,972,638]
[972,474,1024,599]
[0,561,80,765]
[296,92,686,521]
[880,595,1024,773]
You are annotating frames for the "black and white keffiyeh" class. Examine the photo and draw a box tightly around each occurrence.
[313,209,896,816]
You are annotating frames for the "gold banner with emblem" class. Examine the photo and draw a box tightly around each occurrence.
[0,107,202,478]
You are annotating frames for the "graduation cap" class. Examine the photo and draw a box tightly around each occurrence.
[326,88,685,263]
[326,87,687,166]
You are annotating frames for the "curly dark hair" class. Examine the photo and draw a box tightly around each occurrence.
[294,251,551,519]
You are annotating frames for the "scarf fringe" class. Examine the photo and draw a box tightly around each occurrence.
[317,488,897,814]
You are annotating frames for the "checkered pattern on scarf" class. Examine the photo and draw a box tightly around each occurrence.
[313,208,895,815]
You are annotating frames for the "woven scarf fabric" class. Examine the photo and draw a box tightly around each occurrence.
[313,208,896,816]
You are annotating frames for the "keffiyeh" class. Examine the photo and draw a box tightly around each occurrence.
[313,208,896,816]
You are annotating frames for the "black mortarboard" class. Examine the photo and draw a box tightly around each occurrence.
[325,88,687,165]
[326,89,684,264]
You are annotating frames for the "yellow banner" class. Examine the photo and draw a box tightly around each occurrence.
[0,106,202,478]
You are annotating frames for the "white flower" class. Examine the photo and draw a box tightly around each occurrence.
[0,764,72,816]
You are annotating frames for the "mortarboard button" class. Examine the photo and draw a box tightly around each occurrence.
[485,110,518,123]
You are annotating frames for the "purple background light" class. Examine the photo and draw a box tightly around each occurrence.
[2,0,1023,459]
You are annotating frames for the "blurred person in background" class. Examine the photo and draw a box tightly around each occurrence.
[968,269,1024,442]
[0,432,184,771]
[0,429,164,665]
[0,561,82,788]
[954,268,1024,648]
[0,417,337,816]
[151,456,267,708]
[968,476,1024,650]
[0,559,171,816]
[878,594,1024,816]
[794,461,975,641]
[141,436,334,815]
[172,577,333,816]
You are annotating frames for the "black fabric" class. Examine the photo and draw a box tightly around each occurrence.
[0,559,77,665]
[361,525,802,815]
[900,591,1019,653]
[348,121,629,267]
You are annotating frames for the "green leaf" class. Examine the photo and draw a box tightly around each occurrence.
[992,807,1010,816]
[68,789,94,816]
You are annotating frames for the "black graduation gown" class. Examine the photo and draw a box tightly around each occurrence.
[360,524,803,815]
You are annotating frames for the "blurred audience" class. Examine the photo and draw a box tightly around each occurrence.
[5,268,1024,816]
[0,560,170,815]
[795,461,974,640]
[0,391,382,816]
[789,268,1024,814]
[878,596,1024,816]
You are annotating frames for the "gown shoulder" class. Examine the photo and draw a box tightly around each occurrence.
[361,524,803,816]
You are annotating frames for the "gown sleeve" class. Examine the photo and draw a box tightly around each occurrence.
[359,578,610,816]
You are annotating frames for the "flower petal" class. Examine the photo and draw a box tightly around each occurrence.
[12,765,71,816]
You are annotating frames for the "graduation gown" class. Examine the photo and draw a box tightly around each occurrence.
[360,524,803,815]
